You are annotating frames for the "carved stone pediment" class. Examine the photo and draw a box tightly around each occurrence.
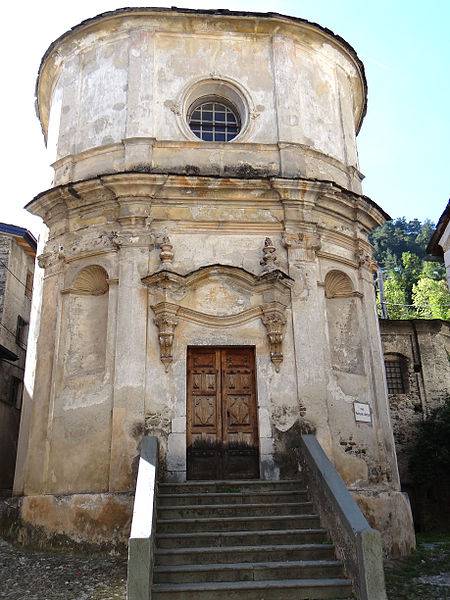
[142,264,293,371]
[142,264,293,307]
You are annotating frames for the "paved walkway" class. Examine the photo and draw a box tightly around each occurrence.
[0,538,126,600]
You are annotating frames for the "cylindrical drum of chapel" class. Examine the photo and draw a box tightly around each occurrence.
[37,8,366,191]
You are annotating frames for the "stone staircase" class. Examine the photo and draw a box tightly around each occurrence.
[151,479,354,599]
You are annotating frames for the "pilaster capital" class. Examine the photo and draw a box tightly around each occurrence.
[110,230,155,250]
[282,230,321,261]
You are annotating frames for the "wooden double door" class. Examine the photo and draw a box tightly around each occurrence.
[187,346,259,480]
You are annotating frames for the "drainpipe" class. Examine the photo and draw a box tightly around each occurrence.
[377,268,388,319]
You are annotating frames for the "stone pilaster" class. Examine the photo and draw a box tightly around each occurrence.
[109,239,150,492]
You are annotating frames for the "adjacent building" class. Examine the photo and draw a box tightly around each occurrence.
[380,318,450,528]
[427,199,450,290]
[0,223,37,492]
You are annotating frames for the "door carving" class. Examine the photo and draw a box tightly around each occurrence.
[187,346,259,480]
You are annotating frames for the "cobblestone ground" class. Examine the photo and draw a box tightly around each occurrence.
[1,534,450,599]
[0,538,127,600]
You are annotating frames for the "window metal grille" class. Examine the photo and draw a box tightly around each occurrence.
[189,101,240,142]
[385,357,406,394]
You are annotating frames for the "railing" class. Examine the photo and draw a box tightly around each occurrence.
[299,435,387,600]
[127,436,158,600]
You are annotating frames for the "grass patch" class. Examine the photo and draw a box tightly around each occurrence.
[385,534,450,599]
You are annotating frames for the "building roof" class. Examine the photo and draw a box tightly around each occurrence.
[427,199,450,257]
[0,222,38,257]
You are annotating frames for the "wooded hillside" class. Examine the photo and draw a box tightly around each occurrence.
[370,218,449,320]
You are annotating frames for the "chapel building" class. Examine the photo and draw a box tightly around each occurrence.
[15,7,415,557]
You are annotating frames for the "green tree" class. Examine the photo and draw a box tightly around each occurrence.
[412,277,450,320]
[372,218,449,321]
[370,218,437,267]
[421,260,446,281]
[409,398,450,531]
[383,273,413,319]
[400,251,423,304]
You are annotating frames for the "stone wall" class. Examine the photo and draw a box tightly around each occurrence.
[0,235,35,491]
[0,238,10,323]
[380,319,450,529]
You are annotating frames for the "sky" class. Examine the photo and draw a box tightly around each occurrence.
[1,0,448,238]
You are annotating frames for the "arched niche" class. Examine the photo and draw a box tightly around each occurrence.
[324,269,365,375]
[63,265,109,376]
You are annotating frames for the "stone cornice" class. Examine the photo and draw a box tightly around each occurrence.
[50,138,364,190]
[26,172,389,235]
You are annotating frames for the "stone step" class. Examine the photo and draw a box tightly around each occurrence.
[157,513,321,534]
[154,559,344,584]
[152,578,353,599]
[158,489,309,506]
[157,501,314,520]
[156,527,329,549]
[158,479,303,495]
[155,543,336,566]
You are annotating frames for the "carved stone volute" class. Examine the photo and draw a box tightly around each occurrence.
[144,265,292,372]
[261,303,287,372]
[153,304,179,372]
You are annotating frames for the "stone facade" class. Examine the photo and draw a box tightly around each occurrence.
[15,8,415,556]
[380,319,450,527]
[0,225,36,492]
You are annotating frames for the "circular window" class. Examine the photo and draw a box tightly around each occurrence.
[188,97,241,142]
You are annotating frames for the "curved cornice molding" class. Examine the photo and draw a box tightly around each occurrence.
[141,264,294,294]
[26,172,389,232]
[153,301,263,328]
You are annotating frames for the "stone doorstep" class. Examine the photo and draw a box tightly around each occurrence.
[154,559,344,583]
[152,578,353,600]
[157,489,309,505]
[157,501,314,519]
[155,527,329,548]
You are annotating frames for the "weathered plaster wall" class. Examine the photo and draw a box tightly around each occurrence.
[38,10,365,192]
[17,8,414,556]
[19,172,413,555]
[0,237,10,322]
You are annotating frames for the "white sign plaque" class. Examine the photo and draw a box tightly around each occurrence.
[354,402,372,423]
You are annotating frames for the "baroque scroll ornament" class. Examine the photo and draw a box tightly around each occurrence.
[153,309,178,372]
[261,308,287,372]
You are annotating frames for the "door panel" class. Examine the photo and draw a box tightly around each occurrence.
[187,346,259,480]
